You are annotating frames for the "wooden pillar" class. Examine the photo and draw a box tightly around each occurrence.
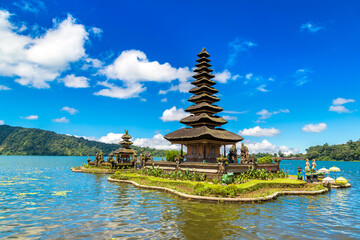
[223,145,226,157]
[203,144,206,161]
[180,144,183,156]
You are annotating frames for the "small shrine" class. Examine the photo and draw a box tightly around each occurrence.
[164,49,243,163]
[113,130,137,163]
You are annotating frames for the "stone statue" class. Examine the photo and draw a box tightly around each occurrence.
[227,144,237,163]
[311,159,317,173]
[248,154,257,164]
[107,151,114,162]
[305,159,310,173]
[94,150,100,166]
[99,150,104,164]
[240,143,250,164]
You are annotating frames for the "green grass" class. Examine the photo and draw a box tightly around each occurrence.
[111,171,326,199]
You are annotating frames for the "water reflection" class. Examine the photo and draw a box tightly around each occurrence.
[0,156,360,239]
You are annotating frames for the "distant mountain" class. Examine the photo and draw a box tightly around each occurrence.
[0,125,166,157]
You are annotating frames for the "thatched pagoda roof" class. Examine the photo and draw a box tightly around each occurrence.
[193,71,215,79]
[195,62,212,68]
[185,102,223,114]
[188,93,220,104]
[194,66,213,73]
[197,48,210,57]
[164,48,243,145]
[191,78,216,87]
[189,85,218,95]
[113,148,136,154]
[180,113,227,127]
[164,126,243,144]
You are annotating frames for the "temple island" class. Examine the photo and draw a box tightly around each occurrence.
[73,49,342,201]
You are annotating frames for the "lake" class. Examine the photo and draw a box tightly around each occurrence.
[0,156,359,239]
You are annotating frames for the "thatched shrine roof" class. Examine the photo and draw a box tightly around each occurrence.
[180,113,227,127]
[188,93,220,104]
[185,102,223,114]
[113,148,136,154]
[189,85,218,95]
[164,126,243,144]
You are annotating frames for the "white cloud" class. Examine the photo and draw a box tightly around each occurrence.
[239,126,280,137]
[301,22,323,32]
[0,120,4,125]
[159,80,193,94]
[0,11,89,88]
[161,98,168,102]
[133,133,179,150]
[295,69,312,86]
[160,106,189,122]
[332,98,355,105]
[53,117,69,123]
[99,50,192,97]
[214,69,231,83]
[238,139,298,155]
[61,74,89,88]
[329,98,355,113]
[89,27,103,37]
[94,81,146,99]
[222,115,238,121]
[302,123,327,133]
[13,0,46,14]
[256,84,268,92]
[21,115,38,120]
[227,38,257,67]
[67,134,97,141]
[0,85,11,90]
[102,50,191,82]
[61,106,78,115]
[329,105,351,113]
[256,109,289,121]
[81,57,102,70]
[98,133,123,144]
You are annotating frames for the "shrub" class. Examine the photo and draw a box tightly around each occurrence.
[165,150,185,162]
[257,155,273,164]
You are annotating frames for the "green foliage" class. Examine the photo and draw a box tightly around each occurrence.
[305,140,360,161]
[257,155,273,164]
[140,167,206,181]
[235,168,288,184]
[165,150,183,162]
[111,172,323,198]
[0,125,166,157]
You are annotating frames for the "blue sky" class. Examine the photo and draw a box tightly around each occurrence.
[0,0,359,154]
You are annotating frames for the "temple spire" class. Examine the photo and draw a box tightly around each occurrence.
[181,49,227,128]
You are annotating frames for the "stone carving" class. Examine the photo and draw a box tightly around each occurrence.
[311,159,317,173]
[107,151,114,162]
[240,143,250,164]
[227,144,237,163]
[248,154,257,164]
[305,159,310,173]
[140,151,153,167]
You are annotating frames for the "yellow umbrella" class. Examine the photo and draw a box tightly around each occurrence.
[329,166,341,179]
[335,177,348,184]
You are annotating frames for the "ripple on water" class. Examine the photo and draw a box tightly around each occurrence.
[1,157,360,239]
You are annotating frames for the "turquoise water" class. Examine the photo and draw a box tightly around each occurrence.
[0,156,359,239]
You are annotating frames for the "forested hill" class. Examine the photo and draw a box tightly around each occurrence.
[0,125,166,157]
[306,140,360,161]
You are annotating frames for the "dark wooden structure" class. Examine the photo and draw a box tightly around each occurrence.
[113,130,137,163]
[164,49,243,163]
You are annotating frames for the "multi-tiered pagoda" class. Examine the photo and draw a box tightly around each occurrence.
[113,130,137,163]
[164,49,243,163]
